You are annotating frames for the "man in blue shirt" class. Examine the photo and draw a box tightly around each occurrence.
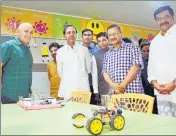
[82,28,100,55]
[0,23,33,104]
[82,28,100,104]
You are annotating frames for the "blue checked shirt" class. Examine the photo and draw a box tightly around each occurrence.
[103,41,144,94]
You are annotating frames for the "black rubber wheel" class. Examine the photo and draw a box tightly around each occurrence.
[110,114,125,131]
[72,113,85,128]
[86,117,103,135]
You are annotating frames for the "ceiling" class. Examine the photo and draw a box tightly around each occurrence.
[1,1,176,29]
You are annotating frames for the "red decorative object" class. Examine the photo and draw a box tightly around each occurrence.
[131,32,140,41]
[33,20,48,35]
[147,34,154,42]
[5,17,20,32]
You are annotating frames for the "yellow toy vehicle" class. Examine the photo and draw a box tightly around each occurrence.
[72,97,125,135]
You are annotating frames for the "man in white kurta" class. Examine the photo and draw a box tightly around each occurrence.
[148,5,176,117]
[56,25,91,99]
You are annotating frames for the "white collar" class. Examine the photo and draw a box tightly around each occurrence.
[66,43,78,50]
[159,24,176,36]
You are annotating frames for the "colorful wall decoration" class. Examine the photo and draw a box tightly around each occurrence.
[1,6,159,41]
[1,6,52,37]
[81,18,113,41]
[52,14,82,39]
[118,23,158,44]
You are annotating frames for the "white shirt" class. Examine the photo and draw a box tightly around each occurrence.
[56,44,91,99]
[148,24,176,96]
[92,55,98,93]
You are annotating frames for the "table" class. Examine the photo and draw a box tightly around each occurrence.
[1,102,176,135]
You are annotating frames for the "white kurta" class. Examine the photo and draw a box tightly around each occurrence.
[56,44,91,99]
[148,24,176,100]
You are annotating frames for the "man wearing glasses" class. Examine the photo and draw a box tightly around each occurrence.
[148,5,176,117]
[103,24,144,95]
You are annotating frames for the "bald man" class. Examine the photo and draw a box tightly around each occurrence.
[0,23,33,104]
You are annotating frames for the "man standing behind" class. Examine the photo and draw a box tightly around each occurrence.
[140,40,158,114]
[103,24,144,94]
[148,5,176,116]
[92,32,110,100]
[0,23,33,104]
[82,28,100,54]
[56,25,91,99]
[82,28,100,104]
[47,42,61,98]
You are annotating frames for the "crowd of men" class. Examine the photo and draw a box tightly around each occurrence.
[1,5,176,117]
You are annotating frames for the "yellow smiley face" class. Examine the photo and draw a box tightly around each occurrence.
[86,19,104,40]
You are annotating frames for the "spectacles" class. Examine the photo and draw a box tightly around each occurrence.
[108,33,120,37]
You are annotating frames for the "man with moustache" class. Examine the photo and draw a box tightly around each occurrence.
[56,25,91,99]
[103,24,144,95]
[0,23,33,104]
[148,5,176,116]
[47,42,61,98]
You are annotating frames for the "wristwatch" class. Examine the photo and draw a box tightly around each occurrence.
[173,78,176,85]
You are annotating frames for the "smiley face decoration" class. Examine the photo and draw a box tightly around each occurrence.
[86,19,105,40]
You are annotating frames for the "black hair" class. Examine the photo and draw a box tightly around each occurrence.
[96,32,108,40]
[140,41,150,50]
[82,28,93,35]
[138,38,144,46]
[154,5,174,20]
[122,37,132,43]
[49,42,60,51]
[107,24,122,33]
[59,45,64,48]
[63,25,77,35]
